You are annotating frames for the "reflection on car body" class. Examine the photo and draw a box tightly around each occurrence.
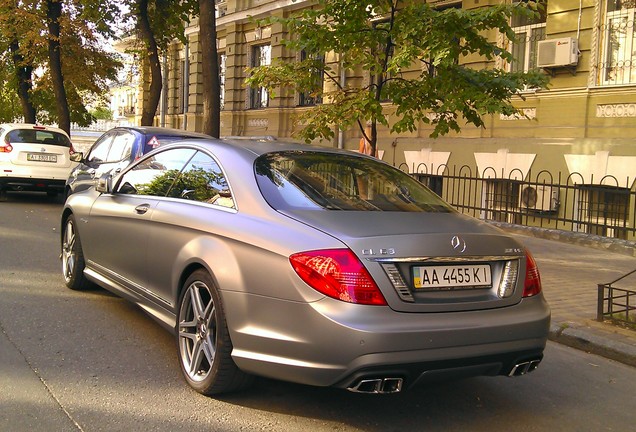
[60,138,550,396]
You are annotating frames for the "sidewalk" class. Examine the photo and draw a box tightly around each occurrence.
[495,223,636,367]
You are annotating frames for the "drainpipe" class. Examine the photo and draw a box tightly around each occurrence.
[337,54,346,149]
[183,41,189,130]
[160,52,168,127]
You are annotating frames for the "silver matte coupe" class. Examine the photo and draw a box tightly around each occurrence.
[60,138,550,395]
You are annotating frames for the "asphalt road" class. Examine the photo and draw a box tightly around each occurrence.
[1,192,635,432]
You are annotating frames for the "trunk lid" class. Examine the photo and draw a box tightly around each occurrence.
[282,210,528,313]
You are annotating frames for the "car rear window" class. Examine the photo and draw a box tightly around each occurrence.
[7,129,72,147]
[255,151,454,212]
[142,134,208,154]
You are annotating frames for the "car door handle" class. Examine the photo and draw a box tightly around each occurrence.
[135,204,150,214]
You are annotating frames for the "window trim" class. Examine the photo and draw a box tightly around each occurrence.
[248,44,272,109]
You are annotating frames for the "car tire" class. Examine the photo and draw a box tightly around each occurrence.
[61,214,92,290]
[177,269,253,395]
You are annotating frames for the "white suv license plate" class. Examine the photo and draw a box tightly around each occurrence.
[27,153,57,163]
[413,264,492,289]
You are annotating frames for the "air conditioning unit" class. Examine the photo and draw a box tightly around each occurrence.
[537,38,579,68]
[519,185,559,212]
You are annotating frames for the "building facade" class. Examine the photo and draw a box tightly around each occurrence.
[132,0,636,239]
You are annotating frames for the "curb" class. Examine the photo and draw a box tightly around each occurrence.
[549,321,636,368]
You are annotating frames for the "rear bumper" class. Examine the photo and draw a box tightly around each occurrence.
[0,176,66,192]
[225,292,551,389]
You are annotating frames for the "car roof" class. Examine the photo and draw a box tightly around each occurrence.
[0,123,70,137]
[218,137,358,158]
[111,126,212,139]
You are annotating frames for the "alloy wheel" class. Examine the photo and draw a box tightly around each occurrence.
[178,281,217,382]
[62,219,76,283]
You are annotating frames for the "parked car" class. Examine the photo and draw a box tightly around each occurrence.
[0,123,77,200]
[65,126,211,197]
[60,138,550,396]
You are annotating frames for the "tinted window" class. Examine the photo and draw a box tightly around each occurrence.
[168,151,234,208]
[87,133,116,163]
[116,148,197,196]
[107,132,135,162]
[7,129,71,147]
[141,133,207,154]
[116,148,234,208]
[255,152,453,212]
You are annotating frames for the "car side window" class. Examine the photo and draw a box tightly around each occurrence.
[87,133,116,164]
[116,147,197,196]
[168,151,234,208]
[106,132,134,162]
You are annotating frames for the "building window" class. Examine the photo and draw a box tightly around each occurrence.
[577,185,629,239]
[598,0,636,85]
[215,0,227,18]
[298,50,324,107]
[415,174,443,197]
[484,179,521,224]
[219,53,226,110]
[250,44,271,109]
[177,59,186,115]
[510,0,547,73]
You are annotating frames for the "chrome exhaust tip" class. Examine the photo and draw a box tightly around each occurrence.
[348,378,403,394]
[508,359,541,377]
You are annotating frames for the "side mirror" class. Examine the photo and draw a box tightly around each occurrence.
[96,173,112,194]
[70,152,84,163]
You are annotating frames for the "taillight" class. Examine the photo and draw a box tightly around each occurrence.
[523,251,542,297]
[1,138,12,153]
[69,143,77,156]
[290,249,387,306]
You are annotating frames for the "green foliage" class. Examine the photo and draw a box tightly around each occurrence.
[90,106,114,120]
[125,0,199,53]
[0,0,123,125]
[246,0,549,147]
[0,60,22,122]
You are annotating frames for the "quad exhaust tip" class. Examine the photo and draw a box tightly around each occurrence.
[508,359,541,377]
[348,378,403,394]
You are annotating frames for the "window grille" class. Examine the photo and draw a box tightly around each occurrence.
[598,0,636,85]
[510,0,547,73]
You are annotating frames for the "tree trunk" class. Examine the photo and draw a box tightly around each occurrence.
[200,0,220,137]
[9,39,36,123]
[137,0,162,126]
[47,0,70,134]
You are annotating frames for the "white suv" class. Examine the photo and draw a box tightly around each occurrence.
[0,123,77,200]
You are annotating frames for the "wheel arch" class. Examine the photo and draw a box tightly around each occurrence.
[60,208,74,242]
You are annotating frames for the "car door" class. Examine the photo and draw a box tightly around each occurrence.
[84,147,198,305]
[144,150,236,306]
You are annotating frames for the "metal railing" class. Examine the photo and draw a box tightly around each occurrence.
[597,269,636,328]
[399,164,636,241]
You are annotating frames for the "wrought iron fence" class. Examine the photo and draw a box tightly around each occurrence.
[597,269,636,328]
[398,163,636,241]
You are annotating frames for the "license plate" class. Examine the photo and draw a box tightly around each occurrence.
[413,264,491,289]
[27,153,57,163]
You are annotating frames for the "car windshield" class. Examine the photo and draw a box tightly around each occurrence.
[255,151,454,212]
[7,129,71,147]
